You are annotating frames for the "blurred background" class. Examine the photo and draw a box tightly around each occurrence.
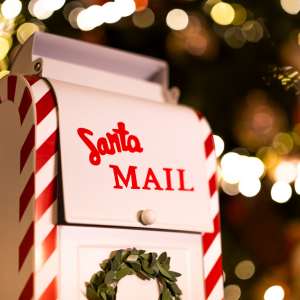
[1,0,300,299]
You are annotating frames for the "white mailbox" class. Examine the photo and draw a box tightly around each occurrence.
[0,32,223,300]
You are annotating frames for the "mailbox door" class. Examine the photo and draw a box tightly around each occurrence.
[58,225,205,300]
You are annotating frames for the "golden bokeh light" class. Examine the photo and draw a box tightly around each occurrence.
[271,181,292,203]
[242,21,264,43]
[17,23,39,44]
[63,1,83,21]
[213,135,225,157]
[295,177,300,194]
[235,260,255,280]
[280,0,300,15]
[77,9,95,31]
[1,0,22,19]
[0,37,10,60]
[243,157,265,178]
[132,8,154,28]
[185,34,207,56]
[211,3,235,26]
[33,0,53,20]
[239,176,261,197]
[0,70,9,79]
[221,180,239,196]
[0,56,9,71]
[275,162,297,183]
[231,4,247,26]
[69,7,84,28]
[166,9,189,31]
[203,0,221,16]
[224,27,246,49]
[273,133,293,155]
[257,147,277,168]
[224,284,241,300]
[264,286,285,300]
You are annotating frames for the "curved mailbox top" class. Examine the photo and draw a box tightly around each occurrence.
[51,79,214,233]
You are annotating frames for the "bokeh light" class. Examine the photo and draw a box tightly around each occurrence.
[213,135,224,157]
[239,176,261,197]
[185,34,207,56]
[134,0,148,12]
[0,70,9,79]
[280,0,300,15]
[211,3,235,26]
[224,284,241,300]
[17,22,39,44]
[221,152,243,183]
[243,157,265,178]
[242,21,264,43]
[1,0,22,19]
[224,27,246,49]
[0,38,10,60]
[102,2,121,24]
[63,1,83,21]
[271,181,292,203]
[235,260,255,280]
[295,177,300,194]
[132,8,154,28]
[221,180,239,196]
[264,286,284,300]
[273,133,293,155]
[69,7,84,28]
[42,0,65,11]
[77,10,95,31]
[83,5,104,28]
[166,9,189,31]
[115,0,136,17]
[231,4,247,26]
[275,162,297,183]
[34,0,53,20]
[257,147,277,168]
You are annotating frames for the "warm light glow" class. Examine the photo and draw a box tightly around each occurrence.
[221,180,239,196]
[132,8,154,28]
[275,162,297,183]
[1,0,22,19]
[264,286,284,300]
[102,1,121,24]
[213,135,224,157]
[83,5,104,28]
[242,21,264,43]
[231,3,247,26]
[77,10,95,31]
[69,7,84,28]
[42,0,65,11]
[224,284,241,300]
[34,0,53,20]
[295,177,300,194]
[185,35,207,56]
[280,0,300,15]
[0,70,9,79]
[235,261,255,280]
[0,38,10,60]
[17,23,40,44]
[273,133,293,155]
[221,152,243,183]
[243,157,265,178]
[115,0,136,17]
[239,176,261,197]
[224,27,246,49]
[257,147,277,169]
[166,9,189,31]
[211,3,235,26]
[271,181,292,203]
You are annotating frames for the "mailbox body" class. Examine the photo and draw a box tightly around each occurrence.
[0,33,223,300]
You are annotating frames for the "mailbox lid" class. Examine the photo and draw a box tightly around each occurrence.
[52,79,214,233]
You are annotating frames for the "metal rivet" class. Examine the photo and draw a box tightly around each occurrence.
[34,62,41,72]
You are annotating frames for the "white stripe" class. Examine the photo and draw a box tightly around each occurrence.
[201,118,211,141]
[31,79,51,104]
[20,104,35,146]
[18,247,34,296]
[36,108,57,149]
[206,151,217,180]
[204,233,222,278]
[207,276,224,300]
[14,77,25,108]
[210,192,219,220]
[19,196,34,241]
[35,250,58,299]
[35,153,58,197]
[35,200,57,247]
[20,149,34,193]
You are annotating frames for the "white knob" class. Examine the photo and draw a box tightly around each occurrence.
[141,209,157,225]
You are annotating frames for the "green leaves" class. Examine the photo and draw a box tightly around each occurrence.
[86,248,182,300]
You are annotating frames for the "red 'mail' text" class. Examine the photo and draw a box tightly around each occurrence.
[77,122,143,166]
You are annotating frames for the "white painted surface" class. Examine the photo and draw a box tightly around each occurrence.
[0,101,21,299]
[51,79,213,233]
[58,225,205,300]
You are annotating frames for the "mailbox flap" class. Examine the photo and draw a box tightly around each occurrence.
[51,79,214,233]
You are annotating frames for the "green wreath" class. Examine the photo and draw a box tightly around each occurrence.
[86,248,182,300]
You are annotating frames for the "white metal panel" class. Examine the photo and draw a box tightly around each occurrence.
[58,226,205,300]
[51,79,213,233]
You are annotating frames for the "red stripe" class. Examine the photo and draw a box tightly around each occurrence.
[36,176,57,221]
[36,225,57,273]
[38,276,58,300]
[20,173,35,221]
[209,173,217,197]
[19,273,34,300]
[19,222,34,271]
[195,110,203,120]
[8,75,17,102]
[36,129,58,173]
[205,133,214,159]
[20,125,35,173]
[19,87,32,125]
[205,255,223,299]
[202,214,220,255]
[36,89,56,125]
[24,75,40,86]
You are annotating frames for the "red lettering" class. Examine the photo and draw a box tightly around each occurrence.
[112,122,129,151]
[142,168,163,190]
[127,135,143,153]
[109,165,140,189]
[77,128,101,166]
[97,137,109,155]
[177,169,194,191]
[163,168,174,190]
[106,133,122,155]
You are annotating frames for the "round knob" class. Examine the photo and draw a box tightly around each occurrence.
[141,209,157,225]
